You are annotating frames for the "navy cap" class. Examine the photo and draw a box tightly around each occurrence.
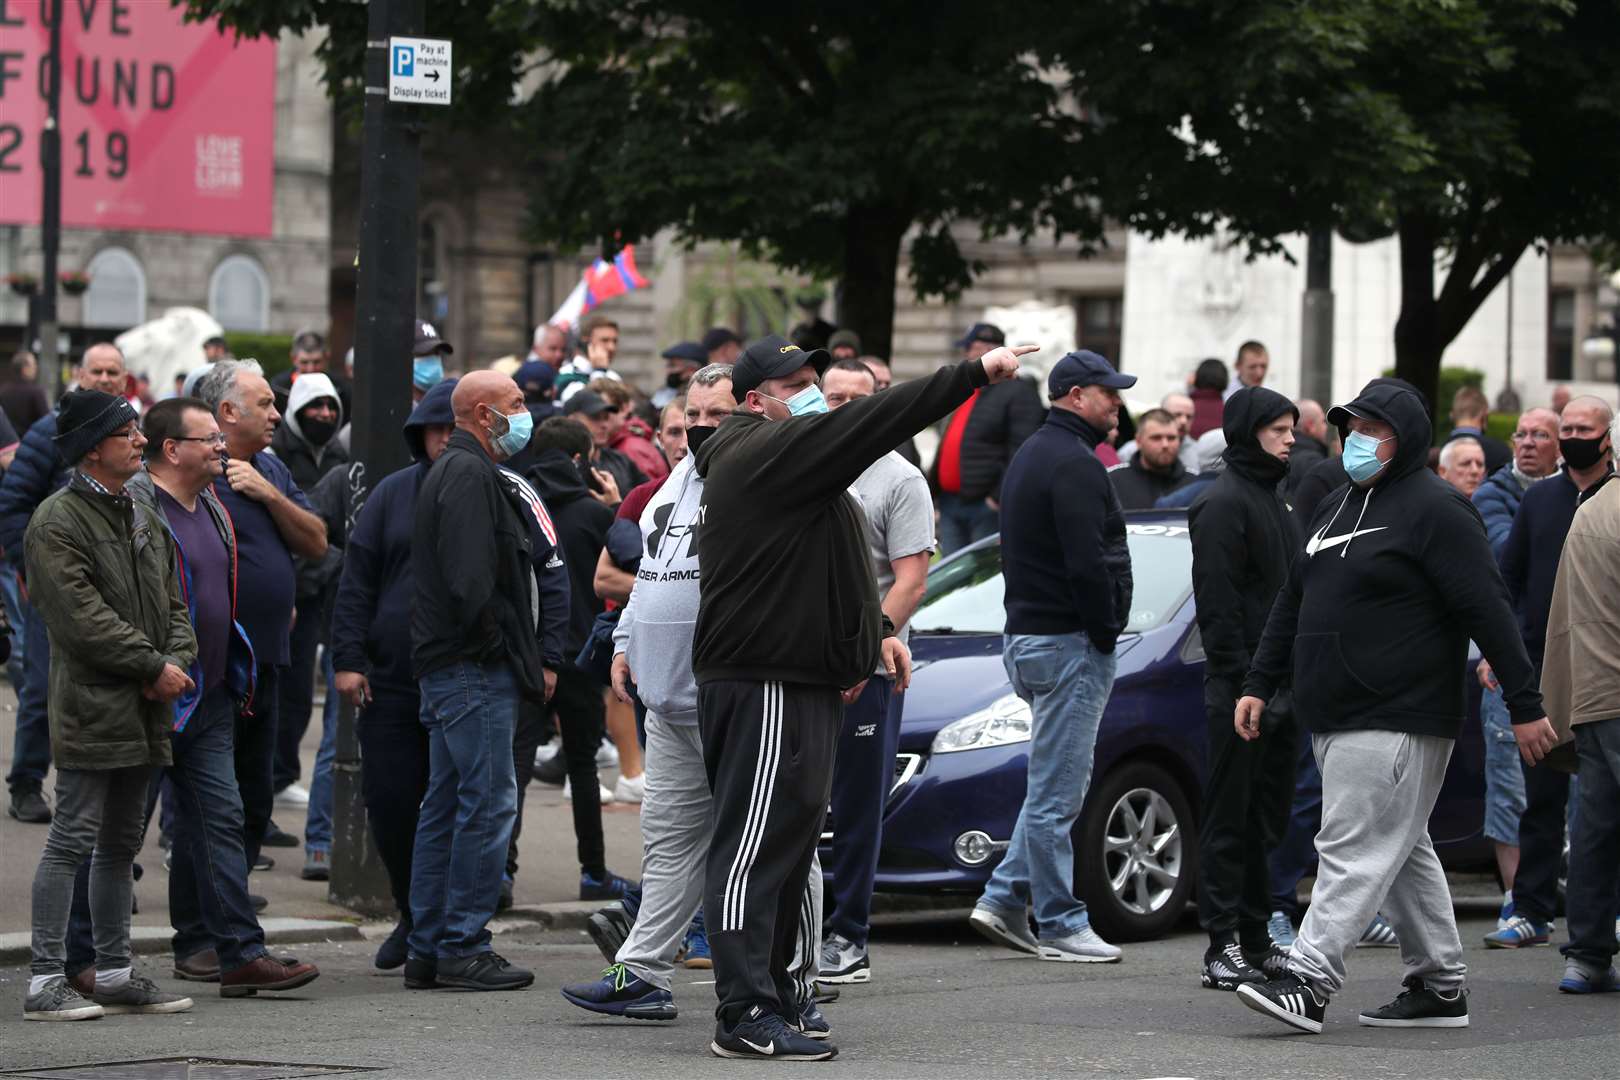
[514,360,555,392]
[661,341,708,365]
[1047,350,1136,397]
[955,322,1005,349]
[701,327,742,353]
[731,334,829,396]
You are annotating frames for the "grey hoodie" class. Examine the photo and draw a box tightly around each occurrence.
[613,455,705,724]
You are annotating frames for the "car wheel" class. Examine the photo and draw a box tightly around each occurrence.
[1073,759,1198,943]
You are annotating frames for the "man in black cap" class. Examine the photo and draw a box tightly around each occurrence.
[968,350,1134,965]
[1188,386,1301,992]
[930,321,1043,554]
[702,327,742,366]
[412,323,453,403]
[693,333,1031,1060]
[561,388,646,500]
[655,342,707,410]
[23,390,197,1021]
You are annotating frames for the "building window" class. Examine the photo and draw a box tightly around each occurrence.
[1547,288,1575,382]
[1076,294,1124,367]
[83,247,146,329]
[209,254,271,332]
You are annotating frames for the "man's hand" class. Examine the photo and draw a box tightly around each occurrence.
[543,666,558,703]
[1476,659,1499,691]
[224,458,276,504]
[335,670,371,709]
[1513,716,1559,765]
[590,467,621,506]
[979,344,1039,384]
[880,636,912,691]
[841,679,869,706]
[1234,696,1266,741]
[985,496,999,512]
[610,653,634,704]
[148,662,195,703]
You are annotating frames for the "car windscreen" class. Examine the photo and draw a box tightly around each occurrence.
[909,523,1193,635]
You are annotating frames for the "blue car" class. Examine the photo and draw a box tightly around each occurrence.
[826,509,1491,942]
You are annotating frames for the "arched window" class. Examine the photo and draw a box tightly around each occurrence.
[83,246,147,329]
[209,254,271,332]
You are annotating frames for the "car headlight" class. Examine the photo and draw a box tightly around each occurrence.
[931,693,1032,754]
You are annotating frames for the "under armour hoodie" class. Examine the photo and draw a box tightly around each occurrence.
[1244,379,1542,738]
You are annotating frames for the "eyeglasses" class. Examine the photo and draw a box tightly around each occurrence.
[173,434,228,447]
[1511,431,1555,444]
[111,426,142,443]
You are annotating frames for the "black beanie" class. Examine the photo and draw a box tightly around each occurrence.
[54,389,139,465]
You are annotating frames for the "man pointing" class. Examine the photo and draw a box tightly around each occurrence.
[692,334,1032,1060]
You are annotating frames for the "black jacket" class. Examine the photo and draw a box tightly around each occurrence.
[410,429,546,700]
[1447,426,1511,477]
[1291,455,1347,524]
[526,448,615,658]
[1244,380,1542,738]
[1000,407,1134,652]
[1501,466,1613,664]
[1109,455,1190,510]
[693,360,986,688]
[928,376,1043,501]
[1283,432,1329,496]
[1189,387,1300,702]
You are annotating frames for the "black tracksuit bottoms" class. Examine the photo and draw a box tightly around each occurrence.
[1198,691,1298,951]
[700,679,839,1025]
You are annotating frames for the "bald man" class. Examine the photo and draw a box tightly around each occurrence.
[1284,399,1330,494]
[406,370,547,992]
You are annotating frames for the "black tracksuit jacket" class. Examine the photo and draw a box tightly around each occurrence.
[1189,387,1301,709]
[410,429,547,701]
[692,359,990,689]
[1243,380,1542,737]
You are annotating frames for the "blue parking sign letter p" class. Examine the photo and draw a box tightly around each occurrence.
[393,46,414,77]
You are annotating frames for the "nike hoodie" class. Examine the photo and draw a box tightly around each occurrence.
[1243,378,1542,738]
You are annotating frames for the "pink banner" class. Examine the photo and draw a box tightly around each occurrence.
[0,0,276,237]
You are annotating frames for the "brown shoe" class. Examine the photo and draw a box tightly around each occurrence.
[67,969,95,997]
[173,949,221,983]
[220,955,320,998]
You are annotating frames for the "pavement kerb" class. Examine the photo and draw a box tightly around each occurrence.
[0,917,362,967]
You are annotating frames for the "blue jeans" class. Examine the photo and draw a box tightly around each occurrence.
[6,595,51,794]
[168,689,268,971]
[1481,685,1527,846]
[305,648,339,853]
[2,568,25,688]
[1268,735,1324,918]
[979,632,1117,939]
[936,492,998,556]
[408,660,520,961]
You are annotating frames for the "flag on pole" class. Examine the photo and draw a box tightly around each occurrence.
[547,245,650,330]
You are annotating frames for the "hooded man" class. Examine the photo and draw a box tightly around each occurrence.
[1234,378,1556,1035]
[692,334,1030,1060]
[1188,387,1300,992]
[270,372,348,493]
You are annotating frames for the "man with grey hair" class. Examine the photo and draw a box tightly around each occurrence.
[1437,438,1486,499]
[530,324,569,371]
[194,360,327,914]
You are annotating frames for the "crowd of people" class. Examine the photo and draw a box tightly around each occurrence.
[2,313,1616,1059]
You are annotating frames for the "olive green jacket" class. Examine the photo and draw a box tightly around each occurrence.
[23,472,197,770]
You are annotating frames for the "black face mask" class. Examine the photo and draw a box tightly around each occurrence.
[300,417,338,447]
[665,372,686,390]
[686,425,718,456]
[1560,434,1610,471]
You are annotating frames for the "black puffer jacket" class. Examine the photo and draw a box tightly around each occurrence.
[1188,387,1300,706]
[929,375,1043,501]
[1109,455,1190,510]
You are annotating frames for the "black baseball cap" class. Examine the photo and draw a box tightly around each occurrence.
[413,321,454,358]
[731,335,829,397]
[955,322,1005,349]
[661,341,708,365]
[562,388,613,418]
[1047,350,1136,397]
[701,327,742,352]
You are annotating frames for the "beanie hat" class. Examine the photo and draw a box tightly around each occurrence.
[54,389,139,465]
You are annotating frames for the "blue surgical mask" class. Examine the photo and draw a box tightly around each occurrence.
[1342,430,1394,483]
[489,406,533,458]
[413,357,445,390]
[763,384,829,417]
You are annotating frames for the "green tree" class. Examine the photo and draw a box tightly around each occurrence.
[1058,0,1620,409]
[182,0,1104,359]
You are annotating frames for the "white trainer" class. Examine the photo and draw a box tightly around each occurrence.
[612,773,645,804]
[1038,925,1123,963]
[273,783,310,807]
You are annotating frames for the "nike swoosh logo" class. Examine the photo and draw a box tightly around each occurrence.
[1305,526,1388,556]
[739,1038,776,1055]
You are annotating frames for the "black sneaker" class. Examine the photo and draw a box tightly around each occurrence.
[587,902,634,964]
[375,920,411,971]
[403,954,438,990]
[262,821,299,848]
[812,982,840,1005]
[436,951,534,991]
[1358,977,1469,1028]
[9,788,52,823]
[1202,942,1266,991]
[1237,974,1327,1034]
[711,1005,836,1061]
[560,963,677,1021]
[1244,942,1292,981]
[791,1001,832,1041]
[534,753,567,786]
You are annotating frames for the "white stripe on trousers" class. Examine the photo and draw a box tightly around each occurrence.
[722,681,782,931]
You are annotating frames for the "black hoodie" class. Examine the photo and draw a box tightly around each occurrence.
[527,447,616,657]
[1244,379,1542,738]
[1188,387,1300,703]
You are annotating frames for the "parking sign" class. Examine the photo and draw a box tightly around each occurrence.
[386,36,452,106]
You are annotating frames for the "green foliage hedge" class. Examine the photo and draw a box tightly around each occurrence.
[223,333,293,379]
